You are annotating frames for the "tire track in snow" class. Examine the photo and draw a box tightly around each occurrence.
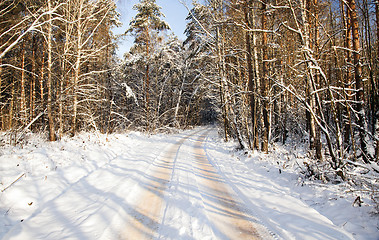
[158,129,216,239]
[202,132,281,240]
[191,130,271,239]
[121,128,273,239]
[120,130,201,239]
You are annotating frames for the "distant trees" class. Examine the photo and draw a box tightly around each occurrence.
[120,36,198,131]
[125,0,170,131]
[120,0,218,131]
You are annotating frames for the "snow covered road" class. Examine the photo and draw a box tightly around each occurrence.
[0,127,368,239]
[119,129,271,239]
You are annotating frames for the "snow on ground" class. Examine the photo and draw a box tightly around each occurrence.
[204,130,379,239]
[0,127,377,239]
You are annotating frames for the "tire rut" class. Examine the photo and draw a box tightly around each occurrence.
[120,131,199,239]
[192,130,264,239]
[120,128,270,239]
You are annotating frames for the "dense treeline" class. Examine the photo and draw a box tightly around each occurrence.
[1,0,378,177]
[0,0,119,140]
[174,0,378,173]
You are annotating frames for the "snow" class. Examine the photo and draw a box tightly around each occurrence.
[120,82,138,104]
[0,128,377,239]
[204,133,378,240]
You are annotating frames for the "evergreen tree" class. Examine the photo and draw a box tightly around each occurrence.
[125,0,170,131]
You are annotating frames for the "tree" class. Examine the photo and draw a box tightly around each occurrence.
[126,0,170,131]
[348,0,368,162]
[47,0,56,141]
[260,0,270,153]
[376,0,379,161]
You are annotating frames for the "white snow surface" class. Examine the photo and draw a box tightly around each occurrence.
[0,127,377,239]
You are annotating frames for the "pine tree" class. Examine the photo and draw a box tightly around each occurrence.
[126,0,170,131]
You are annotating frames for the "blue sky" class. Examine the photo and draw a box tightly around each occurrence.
[114,0,193,58]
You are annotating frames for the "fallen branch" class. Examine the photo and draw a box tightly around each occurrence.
[15,110,45,144]
[346,160,379,174]
[1,173,25,192]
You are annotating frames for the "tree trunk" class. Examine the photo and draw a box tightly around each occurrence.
[313,0,322,160]
[47,0,56,141]
[341,2,354,148]
[251,3,260,149]
[362,0,376,139]
[244,0,257,150]
[145,27,151,131]
[9,82,15,130]
[20,42,26,123]
[212,1,230,141]
[348,0,368,162]
[59,53,65,139]
[282,91,288,144]
[220,76,229,141]
[30,37,36,124]
[261,0,270,153]
[40,42,45,105]
[375,1,379,161]
[72,1,84,136]
[174,76,186,128]
[330,9,345,163]
[302,0,322,160]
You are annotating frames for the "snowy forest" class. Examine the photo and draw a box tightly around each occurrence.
[2,0,378,173]
[1,0,379,238]
[1,0,379,208]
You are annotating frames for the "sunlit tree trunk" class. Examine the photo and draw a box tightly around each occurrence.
[30,36,36,124]
[341,2,354,150]
[244,0,252,145]
[20,42,26,122]
[72,0,84,136]
[311,0,323,160]
[47,0,56,141]
[348,0,368,162]
[244,0,258,150]
[40,42,45,105]
[251,5,260,149]
[9,78,15,130]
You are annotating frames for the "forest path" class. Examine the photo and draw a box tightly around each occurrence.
[1,127,354,240]
[120,128,272,239]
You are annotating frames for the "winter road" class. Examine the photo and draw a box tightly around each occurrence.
[119,129,272,239]
[1,127,354,239]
